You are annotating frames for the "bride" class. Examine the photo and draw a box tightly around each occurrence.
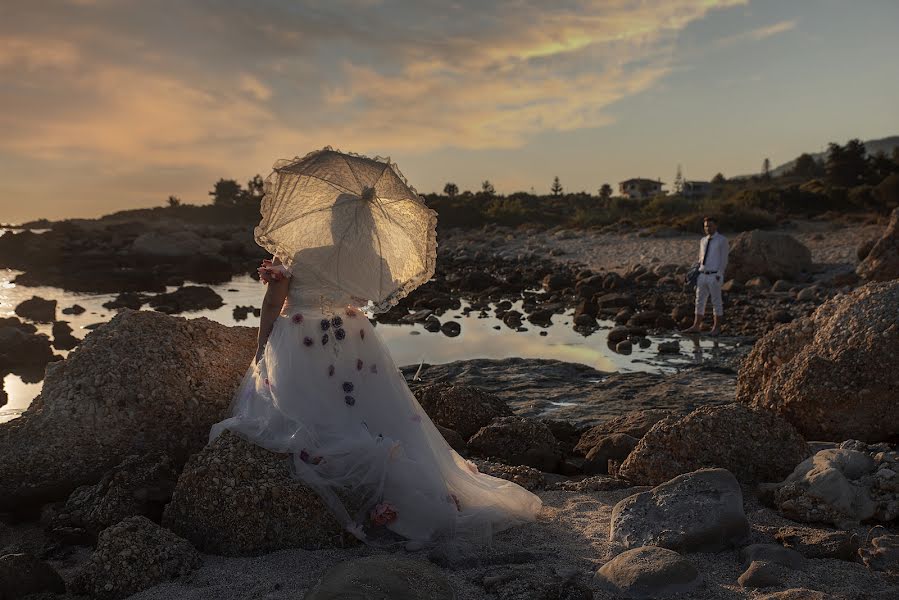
[210,149,541,548]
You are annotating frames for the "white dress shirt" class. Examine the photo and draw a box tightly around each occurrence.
[699,232,728,274]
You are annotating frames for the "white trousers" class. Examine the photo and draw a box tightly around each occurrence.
[695,273,724,317]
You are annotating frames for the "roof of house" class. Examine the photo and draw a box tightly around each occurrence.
[619,178,664,185]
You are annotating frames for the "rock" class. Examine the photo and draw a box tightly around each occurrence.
[774,525,859,560]
[549,475,633,492]
[594,546,701,599]
[72,516,201,599]
[501,310,523,328]
[51,320,80,350]
[657,341,679,354]
[857,207,899,281]
[62,304,86,315]
[746,276,771,290]
[468,416,561,472]
[526,309,553,327]
[859,533,899,582]
[147,285,224,314]
[542,272,573,292]
[737,281,899,442]
[103,291,147,310]
[609,468,750,553]
[615,340,633,355]
[573,313,597,329]
[305,555,454,600]
[50,452,178,537]
[163,431,345,555]
[738,560,788,589]
[414,384,512,439]
[762,448,881,527]
[772,280,793,292]
[0,553,66,598]
[423,316,442,332]
[740,544,806,570]
[596,292,637,310]
[627,311,662,328]
[440,321,461,337]
[131,229,222,258]
[727,230,813,283]
[435,424,467,454]
[575,410,671,454]
[721,279,743,293]
[671,303,693,322]
[618,404,809,485]
[796,286,818,301]
[769,308,793,323]
[14,296,56,322]
[458,270,497,292]
[482,564,592,600]
[0,326,55,373]
[469,459,545,491]
[583,434,639,475]
[0,310,255,511]
[607,326,646,345]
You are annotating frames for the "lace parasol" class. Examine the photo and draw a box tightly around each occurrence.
[254,147,438,312]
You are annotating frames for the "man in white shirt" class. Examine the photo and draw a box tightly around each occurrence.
[683,216,729,336]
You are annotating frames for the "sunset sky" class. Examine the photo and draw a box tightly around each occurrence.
[1,0,898,223]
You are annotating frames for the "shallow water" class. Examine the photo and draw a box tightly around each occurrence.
[1,265,734,423]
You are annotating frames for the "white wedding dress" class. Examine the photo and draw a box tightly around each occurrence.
[209,266,543,547]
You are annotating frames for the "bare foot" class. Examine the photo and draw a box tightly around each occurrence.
[681,326,702,334]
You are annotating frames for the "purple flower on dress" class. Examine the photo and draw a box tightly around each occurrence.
[328,365,335,377]
[344,395,356,406]
[335,328,346,340]
[320,318,331,331]
[342,381,354,393]
[331,316,343,328]
[356,359,364,371]
[291,313,304,324]
[322,334,330,346]
[303,336,314,347]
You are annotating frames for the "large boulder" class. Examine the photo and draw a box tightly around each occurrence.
[575,409,672,455]
[857,207,899,281]
[413,384,512,439]
[737,281,899,442]
[583,434,639,475]
[71,516,201,600]
[761,441,899,527]
[467,416,561,472]
[0,553,66,599]
[726,230,812,283]
[0,310,255,510]
[617,404,809,485]
[609,468,749,553]
[594,546,701,599]
[305,555,455,600]
[162,431,345,555]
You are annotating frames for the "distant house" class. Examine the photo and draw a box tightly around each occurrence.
[619,178,664,199]
[683,180,712,199]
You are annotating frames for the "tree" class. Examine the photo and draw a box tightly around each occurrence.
[598,183,612,200]
[712,173,726,185]
[673,164,684,194]
[443,182,459,197]
[481,180,495,196]
[167,195,182,208]
[209,179,244,207]
[791,153,820,178]
[762,158,771,179]
[550,176,563,196]
[868,151,898,183]
[826,139,868,187]
[247,175,265,199]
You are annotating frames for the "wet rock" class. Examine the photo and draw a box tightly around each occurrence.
[526,308,554,327]
[163,431,345,555]
[657,341,680,354]
[0,326,55,373]
[470,459,545,491]
[610,468,750,553]
[727,230,813,283]
[583,434,639,475]
[305,555,454,600]
[607,326,646,345]
[618,403,809,485]
[468,416,561,472]
[596,293,637,309]
[0,552,66,598]
[738,281,899,442]
[14,296,56,322]
[147,285,224,314]
[440,321,461,337]
[615,340,632,355]
[576,409,672,454]
[51,320,80,350]
[0,310,255,511]
[423,316,442,332]
[414,384,512,439]
[103,291,147,310]
[72,516,201,599]
[501,310,523,328]
[62,304,86,315]
[542,272,572,292]
[594,546,701,599]
[857,207,899,281]
[50,452,178,537]
[774,525,859,561]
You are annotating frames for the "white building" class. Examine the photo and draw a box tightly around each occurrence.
[683,180,712,199]
[619,178,664,199]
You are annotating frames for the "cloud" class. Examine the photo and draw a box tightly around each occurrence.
[716,19,797,47]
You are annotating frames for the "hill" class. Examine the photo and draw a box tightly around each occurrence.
[769,135,899,177]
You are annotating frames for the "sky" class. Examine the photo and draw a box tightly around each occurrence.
[1,0,898,223]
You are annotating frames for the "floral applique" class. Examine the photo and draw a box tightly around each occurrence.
[303,336,314,347]
[331,316,343,328]
[291,313,304,324]
[342,382,354,393]
[257,259,290,284]
[344,395,356,406]
[322,334,330,346]
[320,319,331,331]
[370,502,398,526]
[335,328,346,340]
[328,365,335,377]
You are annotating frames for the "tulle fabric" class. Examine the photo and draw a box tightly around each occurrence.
[210,302,542,548]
